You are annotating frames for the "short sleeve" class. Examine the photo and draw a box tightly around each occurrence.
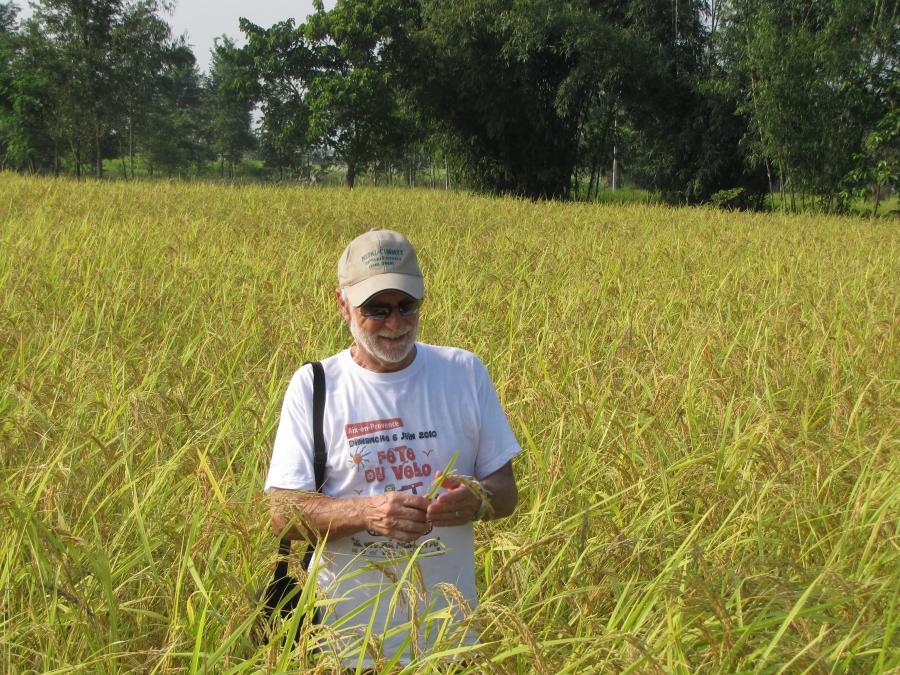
[472,358,522,479]
[264,365,316,492]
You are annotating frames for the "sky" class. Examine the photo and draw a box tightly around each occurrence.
[169,0,333,73]
[16,0,335,74]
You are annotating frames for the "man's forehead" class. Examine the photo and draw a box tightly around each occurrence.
[362,289,417,304]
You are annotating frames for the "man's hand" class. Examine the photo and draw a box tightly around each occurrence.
[426,472,482,527]
[358,491,432,543]
[270,460,516,543]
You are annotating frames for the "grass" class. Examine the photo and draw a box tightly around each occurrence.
[0,172,897,673]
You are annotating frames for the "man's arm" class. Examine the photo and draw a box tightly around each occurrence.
[480,460,518,519]
[269,488,432,544]
[426,460,518,527]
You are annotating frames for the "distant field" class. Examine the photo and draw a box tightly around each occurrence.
[1,172,897,673]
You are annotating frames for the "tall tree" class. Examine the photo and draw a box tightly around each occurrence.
[206,36,255,179]
[239,18,315,179]
[0,2,19,168]
[304,0,412,187]
[616,0,767,205]
[3,12,71,173]
[141,41,205,176]
[110,0,174,178]
[33,0,125,177]
[720,0,898,210]
[404,0,591,198]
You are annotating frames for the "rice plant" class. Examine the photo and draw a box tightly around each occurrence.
[1,173,897,673]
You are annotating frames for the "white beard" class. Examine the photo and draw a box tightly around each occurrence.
[349,316,419,365]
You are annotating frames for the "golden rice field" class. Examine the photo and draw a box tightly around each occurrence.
[1,172,897,673]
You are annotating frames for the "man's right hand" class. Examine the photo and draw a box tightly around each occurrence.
[356,491,432,543]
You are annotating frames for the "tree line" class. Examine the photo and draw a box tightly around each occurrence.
[1,0,896,211]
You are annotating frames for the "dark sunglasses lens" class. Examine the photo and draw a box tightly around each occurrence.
[361,305,391,319]
[398,300,421,316]
[360,299,422,319]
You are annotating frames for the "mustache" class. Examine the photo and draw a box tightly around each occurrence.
[375,328,413,338]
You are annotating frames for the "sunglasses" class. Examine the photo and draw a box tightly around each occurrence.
[359,298,423,320]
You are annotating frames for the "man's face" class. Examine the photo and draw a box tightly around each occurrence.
[338,289,420,371]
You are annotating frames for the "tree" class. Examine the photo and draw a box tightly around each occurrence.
[239,2,413,187]
[32,0,125,177]
[206,36,255,179]
[720,0,898,210]
[304,0,412,187]
[110,0,175,177]
[240,18,315,179]
[2,12,71,173]
[141,42,206,176]
[402,0,591,198]
[0,2,20,168]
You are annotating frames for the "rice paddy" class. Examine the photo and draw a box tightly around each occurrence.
[1,172,897,673]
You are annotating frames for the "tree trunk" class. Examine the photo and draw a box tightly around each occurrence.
[129,118,135,179]
[777,160,786,210]
[573,160,579,200]
[611,145,618,191]
[346,163,357,188]
[95,121,103,179]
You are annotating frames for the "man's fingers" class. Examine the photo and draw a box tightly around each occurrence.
[378,505,429,524]
[364,492,434,541]
[428,485,478,515]
[374,516,431,541]
[434,470,460,490]
[385,491,431,511]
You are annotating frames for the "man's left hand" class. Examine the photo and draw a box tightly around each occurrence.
[426,472,481,527]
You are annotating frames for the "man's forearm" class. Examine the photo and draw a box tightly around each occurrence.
[269,488,365,541]
[480,461,518,520]
[269,487,433,543]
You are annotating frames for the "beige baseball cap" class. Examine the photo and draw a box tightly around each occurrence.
[338,229,424,307]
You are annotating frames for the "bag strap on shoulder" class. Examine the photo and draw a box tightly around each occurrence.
[309,360,327,491]
[277,360,327,558]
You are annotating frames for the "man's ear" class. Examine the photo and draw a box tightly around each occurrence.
[335,288,351,323]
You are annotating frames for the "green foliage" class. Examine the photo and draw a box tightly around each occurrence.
[405,0,591,198]
[721,0,898,211]
[205,36,255,177]
[140,43,208,177]
[240,2,414,187]
[239,18,315,178]
[0,0,221,178]
[0,0,896,207]
[0,1,18,164]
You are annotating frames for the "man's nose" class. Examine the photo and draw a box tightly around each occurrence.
[384,309,407,330]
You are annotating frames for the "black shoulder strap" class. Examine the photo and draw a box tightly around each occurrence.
[309,361,327,492]
[277,361,327,558]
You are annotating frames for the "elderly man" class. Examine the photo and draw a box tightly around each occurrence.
[264,229,520,667]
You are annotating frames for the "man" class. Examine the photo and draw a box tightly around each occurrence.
[264,229,520,667]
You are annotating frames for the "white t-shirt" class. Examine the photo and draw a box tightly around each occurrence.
[264,343,521,665]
